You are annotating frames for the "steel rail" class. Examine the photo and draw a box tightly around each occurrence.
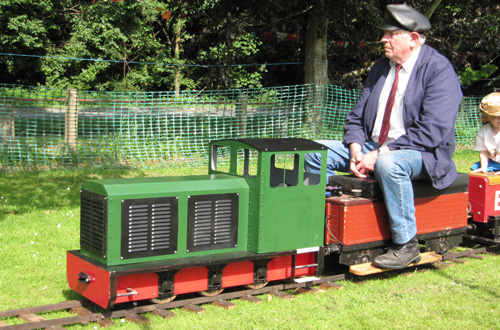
[1,245,498,330]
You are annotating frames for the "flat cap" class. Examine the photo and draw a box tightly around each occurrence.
[379,4,431,32]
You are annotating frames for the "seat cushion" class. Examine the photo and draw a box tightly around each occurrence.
[329,173,469,201]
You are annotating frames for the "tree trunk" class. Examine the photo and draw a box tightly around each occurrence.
[174,23,182,97]
[0,104,15,145]
[425,0,442,19]
[304,0,329,132]
[304,1,329,85]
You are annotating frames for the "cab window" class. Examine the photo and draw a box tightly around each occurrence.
[211,145,231,173]
[270,153,299,187]
[303,152,321,186]
[237,148,258,177]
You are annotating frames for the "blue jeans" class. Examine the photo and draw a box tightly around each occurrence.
[470,160,500,172]
[304,140,426,245]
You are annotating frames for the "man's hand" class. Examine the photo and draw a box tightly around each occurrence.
[350,150,378,178]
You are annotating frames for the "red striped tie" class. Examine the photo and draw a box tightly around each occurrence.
[378,64,402,147]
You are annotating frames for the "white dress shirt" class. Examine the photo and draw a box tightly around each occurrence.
[371,47,421,146]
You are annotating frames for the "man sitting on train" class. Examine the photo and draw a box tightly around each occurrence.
[304,4,463,269]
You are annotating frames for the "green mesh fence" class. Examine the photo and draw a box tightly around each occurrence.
[0,83,482,172]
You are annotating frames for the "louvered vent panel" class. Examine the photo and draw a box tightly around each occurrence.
[127,205,149,253]
[193,200,213,247]
[151,203,173,250]
[121,197,178,260]
[214,199,233,244]
[187,193,239,252]
[80,190,107,258]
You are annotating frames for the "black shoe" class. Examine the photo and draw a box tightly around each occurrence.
[373,237,421,270]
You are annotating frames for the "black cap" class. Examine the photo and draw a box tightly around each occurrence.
[379,4,431,32]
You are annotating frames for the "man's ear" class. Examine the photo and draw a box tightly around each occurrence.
[409,32,420,46]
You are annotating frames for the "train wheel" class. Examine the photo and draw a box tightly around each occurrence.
[149,295,177,304]
[198,288,224,297]
[244,281,268,290]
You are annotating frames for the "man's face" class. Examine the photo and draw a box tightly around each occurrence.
[380,30,413,64]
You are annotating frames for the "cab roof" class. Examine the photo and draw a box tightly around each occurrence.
[211,138,327,152]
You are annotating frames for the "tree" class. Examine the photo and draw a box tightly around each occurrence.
[186,0,308,89]
[0,0,499,92]
[429,0,500,94]
[152,0,222,93]
[304,0,329,86]
[41,0,177,91]
[325,0,386,89]
[0,1,73,85]
[323,0,500,92]
[40,0,264,91]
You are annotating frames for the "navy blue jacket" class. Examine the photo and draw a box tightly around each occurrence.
[343,44,463,189]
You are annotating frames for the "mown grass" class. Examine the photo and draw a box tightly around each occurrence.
[1,150,498,329]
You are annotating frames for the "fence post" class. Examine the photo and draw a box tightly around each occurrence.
[236,92,247,137]
[306,84,326,136]
[0,103,15,145]
[65,89,78,149]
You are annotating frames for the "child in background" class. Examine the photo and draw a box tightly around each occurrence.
[471,92,500,174]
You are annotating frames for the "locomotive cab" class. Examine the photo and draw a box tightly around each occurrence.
[209,138,328,253]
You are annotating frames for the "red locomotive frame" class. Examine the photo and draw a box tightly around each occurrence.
[68,249,318,308]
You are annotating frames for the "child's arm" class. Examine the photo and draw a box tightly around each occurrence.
[471,150,490,173]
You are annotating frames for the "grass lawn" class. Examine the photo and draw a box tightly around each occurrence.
[1,149,499,329]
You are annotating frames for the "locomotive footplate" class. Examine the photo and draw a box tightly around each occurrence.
[349,251,442,276]
[330,228,467,265]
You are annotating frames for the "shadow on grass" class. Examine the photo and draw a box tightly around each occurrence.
[61,289,107,312]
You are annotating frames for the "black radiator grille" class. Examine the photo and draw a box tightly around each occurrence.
[121,197,178,260]
[187,193,239,252]
[80,190,107,258]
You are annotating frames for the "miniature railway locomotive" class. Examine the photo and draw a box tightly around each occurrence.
[67,138,470,309]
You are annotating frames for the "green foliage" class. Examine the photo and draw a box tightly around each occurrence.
[199,33,265,88]
[324,0,500,91]
[41,0,175,91]
[0,1,70,84]
[430,1,500,92]
[1,0,500,91]
[459,64,498,87]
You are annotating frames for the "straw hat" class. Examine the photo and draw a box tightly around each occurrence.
[480,92,500,117]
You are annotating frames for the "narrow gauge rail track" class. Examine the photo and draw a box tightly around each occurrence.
[0,246,497,330]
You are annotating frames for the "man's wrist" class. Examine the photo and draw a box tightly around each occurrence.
[377,146,390,155]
